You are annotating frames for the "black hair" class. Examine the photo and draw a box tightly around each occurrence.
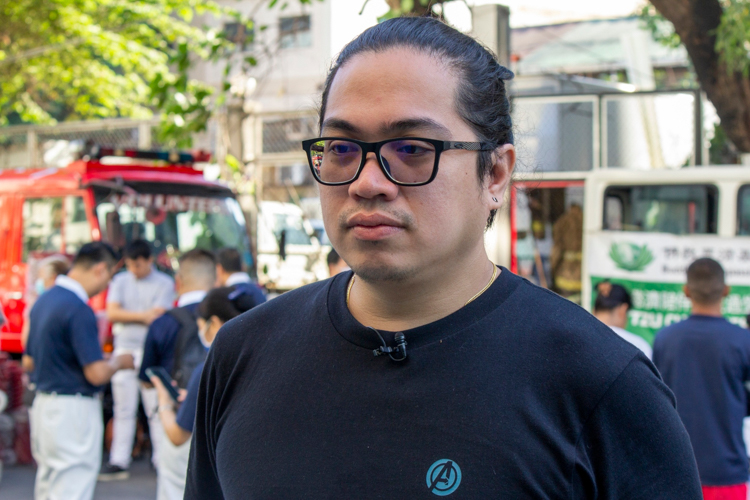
[216,247,243,273]
[686,258,725,305]
[124,239,151,260]
[319,16,514,228]
[593,281,632,312]
[198,286,256,323]
[72,242,120,270]
[327,248,341,266]
[178,248,216,267]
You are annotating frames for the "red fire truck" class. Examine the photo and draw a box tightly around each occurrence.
[0,147,252,353]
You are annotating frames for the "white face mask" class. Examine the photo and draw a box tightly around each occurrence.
[34,278,46,296]
[198,321,212,350]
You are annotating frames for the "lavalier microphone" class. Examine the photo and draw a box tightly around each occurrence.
[368,328,408,362]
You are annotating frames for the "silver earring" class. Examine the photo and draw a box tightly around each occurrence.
[492,197,498,202]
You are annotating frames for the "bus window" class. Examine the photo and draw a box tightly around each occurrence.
[738,185,750,235]
[603,185,717,234]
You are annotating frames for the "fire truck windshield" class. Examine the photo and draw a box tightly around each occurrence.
[93,184,250,273]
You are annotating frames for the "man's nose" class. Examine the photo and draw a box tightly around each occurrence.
[348,153,399,201]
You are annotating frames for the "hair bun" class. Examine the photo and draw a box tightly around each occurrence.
[497,66,515,81]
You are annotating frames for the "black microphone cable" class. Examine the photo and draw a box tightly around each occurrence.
[368,327,407,362]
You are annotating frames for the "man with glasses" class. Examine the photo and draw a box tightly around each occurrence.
[187,17,700,498]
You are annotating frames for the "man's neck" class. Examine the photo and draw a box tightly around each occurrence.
[691,301,724,317]
[64,269,94,298]
[347,249,497,332]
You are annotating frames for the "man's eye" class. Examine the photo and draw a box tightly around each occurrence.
[397,145,427,155]
[330,144,356,154]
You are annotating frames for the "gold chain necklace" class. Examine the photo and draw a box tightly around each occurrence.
[346,264,498,308]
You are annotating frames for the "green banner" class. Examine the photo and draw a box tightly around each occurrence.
[590,276,750,345]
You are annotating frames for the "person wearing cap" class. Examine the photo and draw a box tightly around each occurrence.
[593,281,652,359]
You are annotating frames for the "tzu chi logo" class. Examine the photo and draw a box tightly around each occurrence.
[426,459,462,496]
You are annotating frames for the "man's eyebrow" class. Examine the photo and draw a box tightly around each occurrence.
[320,117,451,137]
[379,118,451,137]
[321,118,362,135]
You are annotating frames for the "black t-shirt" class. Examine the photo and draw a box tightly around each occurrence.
[186,268,701,499]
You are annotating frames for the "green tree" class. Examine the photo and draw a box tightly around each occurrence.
[641,0,750,154]
[0,0,317,146]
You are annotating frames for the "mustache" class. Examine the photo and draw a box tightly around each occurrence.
[337,206,415,231]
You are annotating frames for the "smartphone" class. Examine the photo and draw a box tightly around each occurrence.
[145,366,180,403]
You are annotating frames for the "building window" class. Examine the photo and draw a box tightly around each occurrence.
[279,15,311,49]
[223,22,253,52]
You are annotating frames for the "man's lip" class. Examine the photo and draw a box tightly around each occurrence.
[346,213,404,228]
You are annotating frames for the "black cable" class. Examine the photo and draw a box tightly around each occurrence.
[367,327,407,362]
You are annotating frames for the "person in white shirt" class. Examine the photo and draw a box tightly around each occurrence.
[593,281,653,359]
[99,239,174,480]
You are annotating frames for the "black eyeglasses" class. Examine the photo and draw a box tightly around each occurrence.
[301,137,495,186]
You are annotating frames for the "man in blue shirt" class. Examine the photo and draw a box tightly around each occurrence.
[654,258,750,499]
[138,248,215,496]
[215,247,266,307]
[26,242,135,500]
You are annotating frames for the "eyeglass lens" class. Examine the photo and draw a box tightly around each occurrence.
[309,139,436,184]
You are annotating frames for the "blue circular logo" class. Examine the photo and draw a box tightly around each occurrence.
[426,459,462,496]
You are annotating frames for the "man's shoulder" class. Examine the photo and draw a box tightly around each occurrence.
[110,271,133,286]
[504,276,643,377]
[147,310,182,337]
[34,286,88,312]
[150,269,175,286]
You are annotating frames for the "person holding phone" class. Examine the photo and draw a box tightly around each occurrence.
[150,286,256,500]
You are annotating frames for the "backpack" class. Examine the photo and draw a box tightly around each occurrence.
[167,307,207,389]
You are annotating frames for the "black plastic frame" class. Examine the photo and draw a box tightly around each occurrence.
[301,137,494,186]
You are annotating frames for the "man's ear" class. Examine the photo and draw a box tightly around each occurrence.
[487,144,516,211]
[723,284,730,298]
[683,284,691,299]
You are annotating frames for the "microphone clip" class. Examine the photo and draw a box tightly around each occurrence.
[372,331,407,362]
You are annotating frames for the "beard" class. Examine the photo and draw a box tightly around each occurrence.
[350,256,419,284]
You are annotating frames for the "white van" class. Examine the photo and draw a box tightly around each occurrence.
[256,201,327,292]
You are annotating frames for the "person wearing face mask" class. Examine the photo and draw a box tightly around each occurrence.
[150,286,256,500]
[21,255,71,373]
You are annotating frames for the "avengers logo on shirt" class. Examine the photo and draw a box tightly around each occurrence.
[426,459,462,496]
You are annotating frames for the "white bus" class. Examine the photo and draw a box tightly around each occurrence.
[486,166,750,344]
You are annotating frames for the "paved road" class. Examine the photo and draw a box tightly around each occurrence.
[0,458,157,499]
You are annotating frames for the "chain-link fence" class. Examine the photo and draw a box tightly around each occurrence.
[0,118,160,169]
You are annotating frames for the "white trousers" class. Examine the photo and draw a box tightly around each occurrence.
[30,392,103,500]
[156,434,191,500]
[140,386,165,469]
[110,348,165,469]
